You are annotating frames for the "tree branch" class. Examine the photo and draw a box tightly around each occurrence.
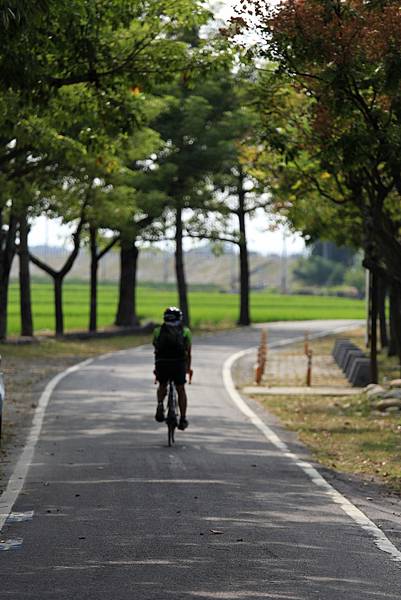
[29,252,57,278]
[185,231,238,245]
[29,202,88,278]
[97,234,120,261]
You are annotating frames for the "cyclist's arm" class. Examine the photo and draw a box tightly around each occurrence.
[184,327,192,373]
[152,326,160,350]
[186,345,192,372]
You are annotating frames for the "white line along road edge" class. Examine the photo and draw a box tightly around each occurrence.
[0,358,93,532]
[0,343,150,533]
[0,344,151,531]
[223,339,401,566]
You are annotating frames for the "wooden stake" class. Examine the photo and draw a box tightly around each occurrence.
[306,349,313,387]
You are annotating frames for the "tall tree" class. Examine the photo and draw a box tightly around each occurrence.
[184,70,268,325]
[151,58,240,326]
[236,0,401,369]
[0,0,212,338]
[29,203,87,336]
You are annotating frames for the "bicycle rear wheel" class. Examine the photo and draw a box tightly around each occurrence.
[166,381,177,447]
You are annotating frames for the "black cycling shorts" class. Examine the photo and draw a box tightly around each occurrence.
[155,359,187,386]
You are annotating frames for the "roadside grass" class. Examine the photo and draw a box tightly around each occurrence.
[252,330,401,493]
[6,281,365,336]
[0,334,151,361]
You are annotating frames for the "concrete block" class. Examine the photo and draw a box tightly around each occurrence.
[344,349,365,378]
[333,338,350,356]
[335,344,354,368]
[338,344,360,370]
[333,340,354,364]
[349,358,371,387]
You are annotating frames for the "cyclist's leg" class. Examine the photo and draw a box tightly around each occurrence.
[155,382,167,422]
[155,361,169,422]
[173,360,188,418]
[155,360,169,403]
[157,382,168,403]
[176,385,187,418]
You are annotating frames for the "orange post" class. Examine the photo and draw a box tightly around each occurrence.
[306,349,313,387]
[255,329,268,384]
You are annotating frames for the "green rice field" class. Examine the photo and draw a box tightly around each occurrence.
[6,282,365,335]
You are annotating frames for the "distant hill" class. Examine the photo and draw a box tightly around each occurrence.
[13,244,300,291]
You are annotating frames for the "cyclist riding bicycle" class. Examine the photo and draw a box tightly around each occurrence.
[153,307,192,431]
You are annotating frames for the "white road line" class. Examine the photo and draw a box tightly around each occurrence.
[0,343,151,534]
[223,329,401,566]
[6,511,34,523]
[0,358,93,533]
[0,538,23,551]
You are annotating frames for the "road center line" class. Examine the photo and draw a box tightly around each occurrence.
[222,329,401,566]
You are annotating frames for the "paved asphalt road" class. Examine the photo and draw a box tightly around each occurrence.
[1,320,401,598]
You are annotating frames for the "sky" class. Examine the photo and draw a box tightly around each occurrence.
[29,213,304,256]
[28,0,305,256]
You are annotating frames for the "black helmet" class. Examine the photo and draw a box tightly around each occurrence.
[163,306,183,323]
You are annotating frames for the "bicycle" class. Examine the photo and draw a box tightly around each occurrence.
[166,379,178,447]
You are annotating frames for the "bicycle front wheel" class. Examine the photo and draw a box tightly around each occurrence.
[168,423,175,447]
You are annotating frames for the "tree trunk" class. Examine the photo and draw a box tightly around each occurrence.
[365,269,372,348]
[18,212,33,336]
[175,206,190,327]
[389,283,401,365]
[388,284,398,357]
[370,270,379,383]
[378,277,388,349]
[237,169,250,326]
[0,213,18,341]
[115,237,140,327]
[29,214,85,337]
[89,226,98,332]
[0,275,9,341]
[54,276,64,337]
[0,266,11,341]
